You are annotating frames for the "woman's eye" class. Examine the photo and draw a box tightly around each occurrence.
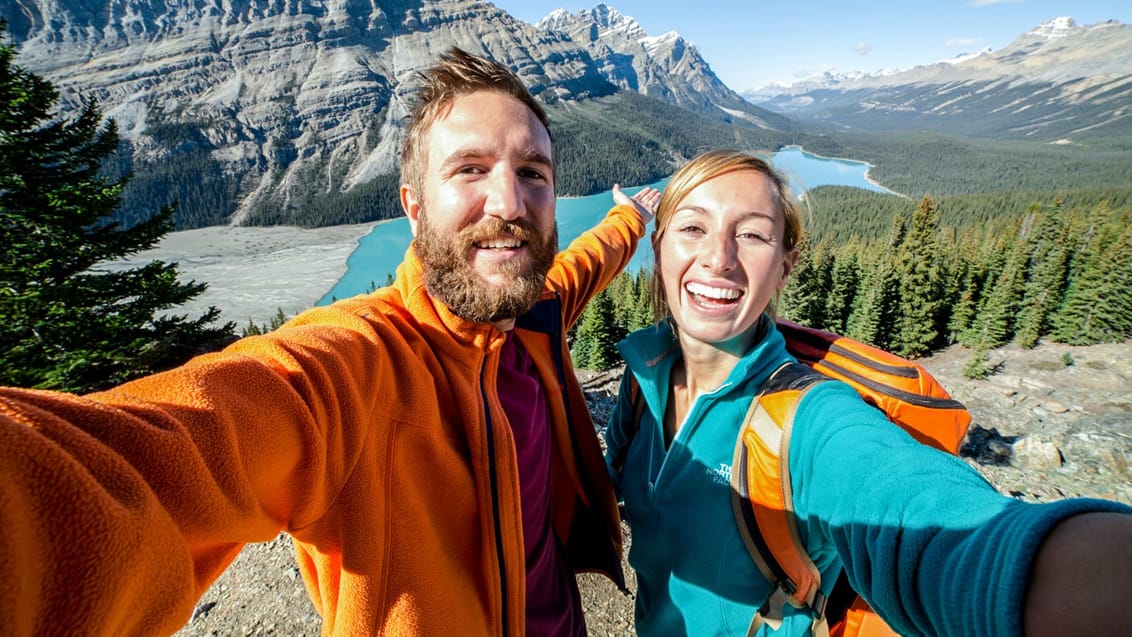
[739,231,771,242]
[677,225,705,235]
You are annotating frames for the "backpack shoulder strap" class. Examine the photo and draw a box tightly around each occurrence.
[731,362,832,635]
[777,318,971,454]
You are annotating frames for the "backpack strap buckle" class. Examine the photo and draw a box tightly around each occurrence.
[747,586,830,637]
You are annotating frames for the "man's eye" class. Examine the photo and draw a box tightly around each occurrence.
[520,168,548,181]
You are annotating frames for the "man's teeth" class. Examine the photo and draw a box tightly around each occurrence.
[476,238,522,249]
[686,282,741,300]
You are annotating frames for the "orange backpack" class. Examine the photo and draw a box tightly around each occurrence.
[618,319,972,637]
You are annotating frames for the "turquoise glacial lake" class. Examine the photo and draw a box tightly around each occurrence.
[319,146,892,304]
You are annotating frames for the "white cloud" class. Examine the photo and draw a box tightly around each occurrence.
[947,37,978,47]
[854,41,873,56]
[971,0,1022,6]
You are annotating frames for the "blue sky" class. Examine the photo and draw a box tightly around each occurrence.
[491,1,1131,91]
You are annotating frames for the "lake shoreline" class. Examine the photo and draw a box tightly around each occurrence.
[779,144,901,196]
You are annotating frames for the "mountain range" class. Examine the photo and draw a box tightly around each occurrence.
[2,3,1129,228]
[746,17,1132,141]
[3,0,788,227]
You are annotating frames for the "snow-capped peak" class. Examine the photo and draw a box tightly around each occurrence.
[542,8,569,23]
[940,47,992,65]
[1028,17,1077,39]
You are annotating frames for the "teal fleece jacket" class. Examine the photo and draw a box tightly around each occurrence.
[605,317,1130,637]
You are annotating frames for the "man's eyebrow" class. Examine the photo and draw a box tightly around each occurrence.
[522,148,554,169]
[437,147,554,171]
[438,148,488,168]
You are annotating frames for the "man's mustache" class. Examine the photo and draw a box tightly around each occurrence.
[461,217,541,245]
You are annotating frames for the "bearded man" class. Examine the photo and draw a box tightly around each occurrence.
[0,48,658,636]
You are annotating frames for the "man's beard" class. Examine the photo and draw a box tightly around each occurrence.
[415,212,558,323]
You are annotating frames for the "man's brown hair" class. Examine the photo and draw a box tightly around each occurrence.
[400,47,554,197]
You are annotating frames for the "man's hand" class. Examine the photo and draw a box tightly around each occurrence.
[612,184,660,226]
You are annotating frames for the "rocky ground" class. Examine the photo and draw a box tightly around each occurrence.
[175,339,1132,636]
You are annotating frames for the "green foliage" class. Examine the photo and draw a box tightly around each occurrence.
[241,308,290,336]
[570,287,626,371]
[0,27,235,392]
[244,172,403,228]
[799,131,1132,201]
[1015,207,1071,348]
[549,92,790,195]
[779,234,831,327]
[103,118,242,229]
[962,346,992,380]
[1052,220,1132,344]
[822,245,859,334]
[893,197,944,358]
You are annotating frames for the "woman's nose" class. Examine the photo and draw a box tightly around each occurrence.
[702,233,737,273]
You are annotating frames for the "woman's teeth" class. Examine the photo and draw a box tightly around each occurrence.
[686,282,742,302]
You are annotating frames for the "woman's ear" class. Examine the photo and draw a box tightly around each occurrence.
[401,184,421,236]
[777,247,800,291]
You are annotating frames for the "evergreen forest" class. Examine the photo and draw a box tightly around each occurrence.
[570,191,1132,373]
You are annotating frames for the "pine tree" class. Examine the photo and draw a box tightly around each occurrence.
[965,217,1032,350]
[957,231,1008,349]
[1052,218,1132,344]
[0,24,234,391]
[629,269,654,331]
[823,244,859,334]
[571,288,626,371]
[779,234,830,327]
[845,248,899,349]
[894,197,944,358]
[1015,207,1070,348]
[946,253,978,344]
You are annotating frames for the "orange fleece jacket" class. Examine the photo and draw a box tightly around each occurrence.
[0,204,644,636]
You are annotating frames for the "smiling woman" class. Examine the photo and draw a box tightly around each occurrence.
[604,148,1132,637]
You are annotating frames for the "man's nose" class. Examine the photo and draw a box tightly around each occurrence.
[483,171,524,221]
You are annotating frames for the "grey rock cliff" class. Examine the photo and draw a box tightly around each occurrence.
[3,0,792,226]
[3,0,620,223]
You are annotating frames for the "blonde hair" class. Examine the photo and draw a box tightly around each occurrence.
[649,149,804,321]
[400,47,554,197]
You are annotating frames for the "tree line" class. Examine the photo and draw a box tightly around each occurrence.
[570,193,1132,374]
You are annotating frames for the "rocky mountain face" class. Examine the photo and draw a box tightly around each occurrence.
[4,0,622,224]
[535,3,783,129]
[1,0,786,227]
[748,17,1132,141]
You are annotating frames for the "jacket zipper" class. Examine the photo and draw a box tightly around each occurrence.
[480,357,510,636]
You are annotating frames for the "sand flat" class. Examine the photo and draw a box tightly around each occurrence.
[104,222,379,328]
